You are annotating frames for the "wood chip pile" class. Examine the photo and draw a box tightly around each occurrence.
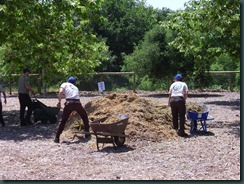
[84,93,175,142]
[64,93,205,142]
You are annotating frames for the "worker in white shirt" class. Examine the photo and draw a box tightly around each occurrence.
[168,74,188,137]
[54,76,90,143]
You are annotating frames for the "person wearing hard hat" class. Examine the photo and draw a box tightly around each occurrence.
[168,73,188,137]
[54,76,90,143]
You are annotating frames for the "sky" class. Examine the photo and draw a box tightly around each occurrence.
[145,0,189,10]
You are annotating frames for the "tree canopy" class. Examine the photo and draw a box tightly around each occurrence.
[122,23,195,89]
[165,0,239,59]
[0,0,240,91]
[163,0,240,86]
[91,0,158,71]
[0,0,109,81]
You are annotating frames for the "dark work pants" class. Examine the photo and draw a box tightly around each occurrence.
[56,102,90,138]
[169,96,186,132]
[0,102,4,126]
[18,93,33,124]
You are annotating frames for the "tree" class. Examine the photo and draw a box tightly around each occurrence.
[122,24,194,88]
[91,0,158,71]
[0,0,109,82]
[164,0,240,87]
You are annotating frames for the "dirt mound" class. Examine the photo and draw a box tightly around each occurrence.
[63,93,206,142]
[84,93,176,142]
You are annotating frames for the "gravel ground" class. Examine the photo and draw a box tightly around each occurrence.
[0,91,240,180]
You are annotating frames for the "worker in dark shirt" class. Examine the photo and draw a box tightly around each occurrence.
[18,68,35,126]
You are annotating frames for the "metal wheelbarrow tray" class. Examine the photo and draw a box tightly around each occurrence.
[89,114,129,150]
[187,104,214,134]
[32,98,60,124]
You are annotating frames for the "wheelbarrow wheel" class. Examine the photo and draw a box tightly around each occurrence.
[113,132,126,147]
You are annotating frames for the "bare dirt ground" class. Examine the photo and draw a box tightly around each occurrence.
[0,90,240,180]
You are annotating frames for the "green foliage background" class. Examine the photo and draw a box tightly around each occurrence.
[0,0,240,92]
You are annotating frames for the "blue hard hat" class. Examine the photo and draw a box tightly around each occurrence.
[68,76,76,84]
[174,74,183,80]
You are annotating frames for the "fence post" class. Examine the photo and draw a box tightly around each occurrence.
[100,74,103,81]
[133,72,136,92]
[9,77,12,95]
[38,75,41,94]
[229,73,233,92]
[42,68,46,96]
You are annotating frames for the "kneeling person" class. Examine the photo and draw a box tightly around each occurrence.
[54,76,90,143]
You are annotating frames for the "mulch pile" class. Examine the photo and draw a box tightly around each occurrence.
[64,93,204,142]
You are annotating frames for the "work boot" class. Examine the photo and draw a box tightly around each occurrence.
[54,136,60,143]
[85,133,91,140]
[177,130,188,137]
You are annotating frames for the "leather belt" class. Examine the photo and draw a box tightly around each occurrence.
[172,96,184,99]
[66,99,80,104]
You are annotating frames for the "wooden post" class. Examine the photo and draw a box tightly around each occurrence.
[100,74,103,81]
[37,75,41,94]
[229,73,233,92]
[42,68,46,96]
[9,77,12,95]
[133,72,136,92]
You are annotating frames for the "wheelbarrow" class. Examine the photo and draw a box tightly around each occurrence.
[89,114,129,150]
[187,103,214,134]
[32,98,60,124]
